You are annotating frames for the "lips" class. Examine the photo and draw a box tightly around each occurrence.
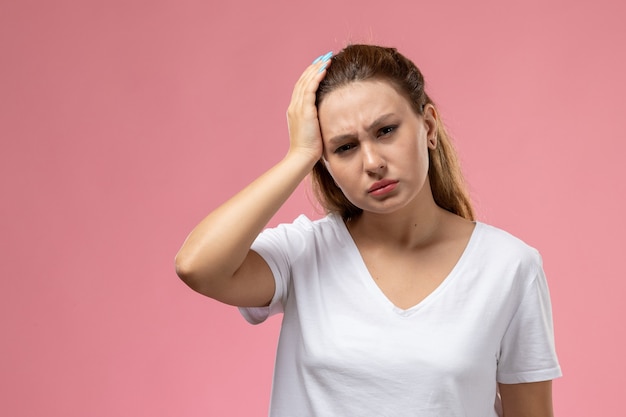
[367,179,399,195]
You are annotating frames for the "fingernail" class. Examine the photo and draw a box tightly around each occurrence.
[312,54,324,64]
[318,64,327,73]
[321,51,333,62]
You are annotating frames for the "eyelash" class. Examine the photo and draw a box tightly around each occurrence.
[334,144,355,154]
[378,125,397,137]
[333,125,398,154]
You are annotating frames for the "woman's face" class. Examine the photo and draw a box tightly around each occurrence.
[317,80,437,216]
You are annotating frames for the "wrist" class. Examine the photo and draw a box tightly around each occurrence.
[284,148,321,171]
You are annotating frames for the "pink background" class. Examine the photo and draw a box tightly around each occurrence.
[2,0,625,415]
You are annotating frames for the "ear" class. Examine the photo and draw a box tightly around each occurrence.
[423,103,438,150]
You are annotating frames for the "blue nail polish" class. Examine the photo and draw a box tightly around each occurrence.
[318,64,327,73]
[321,51,333,62]
[312,55,324,64]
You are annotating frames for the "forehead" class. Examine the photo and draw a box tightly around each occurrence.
[320,79,408,106]
[318,80,414,126]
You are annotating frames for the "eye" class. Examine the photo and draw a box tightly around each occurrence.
[334,143,356,154]
[378,125,397,137]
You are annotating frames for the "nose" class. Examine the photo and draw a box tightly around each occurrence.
[361,142,385,174]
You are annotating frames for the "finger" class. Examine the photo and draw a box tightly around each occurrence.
[296,51,333,90]
[312,51,333,70]
[291,52,333,105]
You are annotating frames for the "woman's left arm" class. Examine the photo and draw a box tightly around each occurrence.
[499,381,554,417]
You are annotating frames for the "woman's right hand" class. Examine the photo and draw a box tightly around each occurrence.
[175,52,334,307]
[286,52,333,162]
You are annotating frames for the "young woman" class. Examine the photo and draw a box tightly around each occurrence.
[175,45,561,417]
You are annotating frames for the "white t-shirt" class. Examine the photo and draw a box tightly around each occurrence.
[240,214,561,417]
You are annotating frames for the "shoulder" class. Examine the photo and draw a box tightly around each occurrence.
[264,213,344,238]
[254,214,347,257]
[472,222,543,274]
[475,222,540,256]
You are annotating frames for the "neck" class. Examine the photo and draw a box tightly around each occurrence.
[347,198,447,250]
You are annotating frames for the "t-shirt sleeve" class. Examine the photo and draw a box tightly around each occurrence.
[496,264,562,383]
[238,217,306,325]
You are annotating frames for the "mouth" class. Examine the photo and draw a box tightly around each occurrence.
[367,179,399,195]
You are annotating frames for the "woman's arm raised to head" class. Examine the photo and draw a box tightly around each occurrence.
[174,55,332,307]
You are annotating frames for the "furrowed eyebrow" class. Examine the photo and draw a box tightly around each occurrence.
[327,133,357,146]
[367,113,396,131]
[326,113,396,145]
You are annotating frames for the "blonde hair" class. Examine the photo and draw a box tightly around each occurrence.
[312,44,474,221]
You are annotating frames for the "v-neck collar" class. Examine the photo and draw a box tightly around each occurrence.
[330,214,482,317]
